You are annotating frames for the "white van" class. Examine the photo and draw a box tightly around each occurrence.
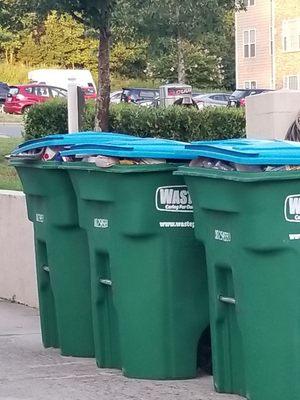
[28,69,96,91]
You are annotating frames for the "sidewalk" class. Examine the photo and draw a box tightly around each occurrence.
[0,300,243,400]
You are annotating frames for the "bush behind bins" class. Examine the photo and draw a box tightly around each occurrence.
[23,99,246,142]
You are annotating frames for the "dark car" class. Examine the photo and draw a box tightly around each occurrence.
[228,89,272,107]
[121,88,159,104]
[0,82,9,111]
[4,84,67,114]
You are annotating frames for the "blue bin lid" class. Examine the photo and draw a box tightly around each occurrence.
[12,132,186,156]
[60,139,196,160]
[11,132,141,155]
[186,139,300,165]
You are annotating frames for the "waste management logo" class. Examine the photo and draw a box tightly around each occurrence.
[285,195,300,222]
[155,185,193,213]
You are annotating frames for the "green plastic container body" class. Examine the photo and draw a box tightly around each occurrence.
[12,161,94,357]
[176,166,300,400]
[64,163,209,379]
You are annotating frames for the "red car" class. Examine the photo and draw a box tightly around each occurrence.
[81,86,97,100]
[4,84,67,114]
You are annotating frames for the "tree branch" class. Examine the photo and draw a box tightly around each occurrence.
[69,10,85,25]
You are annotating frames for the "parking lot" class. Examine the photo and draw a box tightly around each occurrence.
[0,123,22,138]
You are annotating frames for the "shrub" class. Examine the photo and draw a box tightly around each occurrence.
[23,99,68,140]
[23,99,96,140]
[109,104,245,141]
[24,101,245,142]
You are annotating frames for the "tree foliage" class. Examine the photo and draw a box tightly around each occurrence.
[146,41,224,88]
[18,12,98,68]
[0,0,242,127]
[115,0,243,83]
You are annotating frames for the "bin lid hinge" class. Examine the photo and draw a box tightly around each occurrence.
[99,279,112,286]
[219,295,236,305]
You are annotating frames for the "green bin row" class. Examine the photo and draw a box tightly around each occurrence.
[14,142,300,399]
[13,160,209,380]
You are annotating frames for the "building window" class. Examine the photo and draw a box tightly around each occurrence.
[284,76,300,90]
[243,0,255,6]
[244,81,257,89]
[244,29,256,58]
[283,19,300,52]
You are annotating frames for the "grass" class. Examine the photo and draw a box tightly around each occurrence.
[0,137,23,191]
[0,114,24,123]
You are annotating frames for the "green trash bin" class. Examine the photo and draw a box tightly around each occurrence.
[63,162,209,379]
[12,160,94,357]
[176,164,300,400]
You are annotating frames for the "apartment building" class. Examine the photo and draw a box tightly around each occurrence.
[236,0,300,90]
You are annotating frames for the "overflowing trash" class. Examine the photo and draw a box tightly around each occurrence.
[10,135,300,171]
[189,157,300,172]
[186,139,300,171]
[81,155,166,167]
[9,132,197,166]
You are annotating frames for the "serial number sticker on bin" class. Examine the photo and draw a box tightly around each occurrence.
[285,195,300,222]
[94,218,109,229]
[155,186,193,213]
[36,214,44,223]
[215,230,231,242]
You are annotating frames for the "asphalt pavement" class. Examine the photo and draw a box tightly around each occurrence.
[0,300,243,400]
[0,123,23,138]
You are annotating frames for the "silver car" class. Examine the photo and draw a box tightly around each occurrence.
[110,90,123,104]
[193,93,232,109]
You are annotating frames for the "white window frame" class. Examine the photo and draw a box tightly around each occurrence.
[282,19,300,53]
[243,28,256,58]
[243,0,255,6]
[283,75,300,90]
[244,81,257,89]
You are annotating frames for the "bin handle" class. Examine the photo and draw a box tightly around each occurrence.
[99,279,112,286]
[219,295,236,305]
[42,265,50,273]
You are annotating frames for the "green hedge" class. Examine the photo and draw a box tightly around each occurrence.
[24,99,68,140]
[109,104,245,141]
[23,101,245,142]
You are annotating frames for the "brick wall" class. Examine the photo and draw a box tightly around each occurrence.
[275,0,300,89]
[236,1,273,89]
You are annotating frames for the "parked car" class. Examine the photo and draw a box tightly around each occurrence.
[28,69,96,91]
[81,86,97,100]
[4,84,67,114]
[193,93,231,109]
[0,82,9,112]
[110,90,122,104]
[228,89,271,107]
[121,88,159,104]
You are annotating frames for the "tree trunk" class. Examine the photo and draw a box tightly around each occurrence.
[177,36,186,84]
[95,27,111,132]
